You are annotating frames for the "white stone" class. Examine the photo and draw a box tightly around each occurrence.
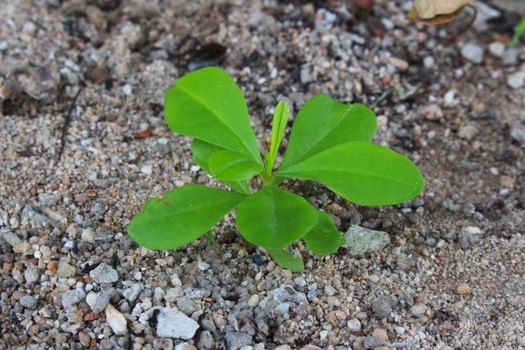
[122,84,132,96]
[461,42,484,64]
[247,294,260,307]
[105,304,127,335]
[507,72,525,89]
[488,42,505,57]
[141,165,152,175]
[156,308,199,339]
[81,228,96,243]
[347,318,361,332]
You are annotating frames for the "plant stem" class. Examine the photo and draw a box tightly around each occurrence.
[206,230,216,246]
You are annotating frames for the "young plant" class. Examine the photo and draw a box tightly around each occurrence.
[128,67,425,272]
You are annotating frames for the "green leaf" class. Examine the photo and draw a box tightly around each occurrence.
[303,212,345,256]
[280,94,377,170]
[277,142,425,206]
[266,100,290,172]
[236,186,318,249]
[511,13,525,47]
[164,67,262,165]
[209,149,263,181]
[128,185,246,250]
[192,139,251,193]
[268,248,304,272]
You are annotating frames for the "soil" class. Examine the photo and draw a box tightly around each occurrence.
[1,0,524,349]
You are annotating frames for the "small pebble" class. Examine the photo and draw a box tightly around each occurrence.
[105,304,128,335]
[372,328,388,341]
[461,42,485,64]
[247,294,260,307]
[410,304,427,317]
[347,318,361,332]
[90,263,119,284]
[457,283,471,295]
[507,72,525,89]
[20,295,38,309]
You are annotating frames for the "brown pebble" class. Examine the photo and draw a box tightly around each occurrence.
[78,331,91,347]
[47,260,58,275]
[372,328,389,341]
[389,57,409,70]
[457,283,471,295]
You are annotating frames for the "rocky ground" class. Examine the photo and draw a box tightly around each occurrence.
[1,0,525,349]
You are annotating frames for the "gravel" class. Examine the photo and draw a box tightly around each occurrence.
[225,331,253,350]
[344,225,390,257]
[105,304,128,336]
[19,295,37,309]
[461,42,485,64]
[156,308,200,339]
[1,0,524,349]
[62,288,86,308]
[89,263,119,284]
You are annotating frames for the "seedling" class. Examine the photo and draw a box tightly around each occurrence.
[128,67,425,272]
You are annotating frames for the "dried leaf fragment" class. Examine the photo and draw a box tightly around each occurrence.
[407,0,472,25]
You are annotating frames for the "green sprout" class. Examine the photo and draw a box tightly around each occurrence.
[127,67,425,272]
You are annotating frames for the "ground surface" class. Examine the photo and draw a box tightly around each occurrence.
[1,0,525,349]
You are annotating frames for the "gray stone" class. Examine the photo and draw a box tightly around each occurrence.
[458,125,478,140]
[275,303,290,315]
[90,263,118,284]
[176,296,197,316]
[38,193,59,206]
[197,262,210,271]
[511,122,525,144]
[81,228,96,243]
[461,42,485,64]
[24,266,40,284]
[372,296,392,319]
[198,330,215,349]
[0,228,22,248]
[6,64,61,104]
[57,261,76,278]
[62,288,86,308]
[21,205,50,226]
[410,304,427,317]
[273,285,307,304]
[507,72,525,89]
[324,285,336,296]
[123,283,142,302]
[86,289,114,313]
[396,254,416,271]
[458,226,483,249]
[363,336,386,349]
[20,295,37,309]
[344,225,390,257]
[225,331,253,350]
[502,48,519,66]
[347,318,361,332]
[156,308,199,339]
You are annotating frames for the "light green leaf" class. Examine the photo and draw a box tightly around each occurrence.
[236,186,318,249]
[209,149,263,181]
[191,139,251,193]
[268,248,304,272]
[511,13,525,47]
[303,212,345,256]
[280,94,377,170]
[164,67,262,165]
[277,142,425,206]
[266,100,290,172]
[128,185,246,250]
